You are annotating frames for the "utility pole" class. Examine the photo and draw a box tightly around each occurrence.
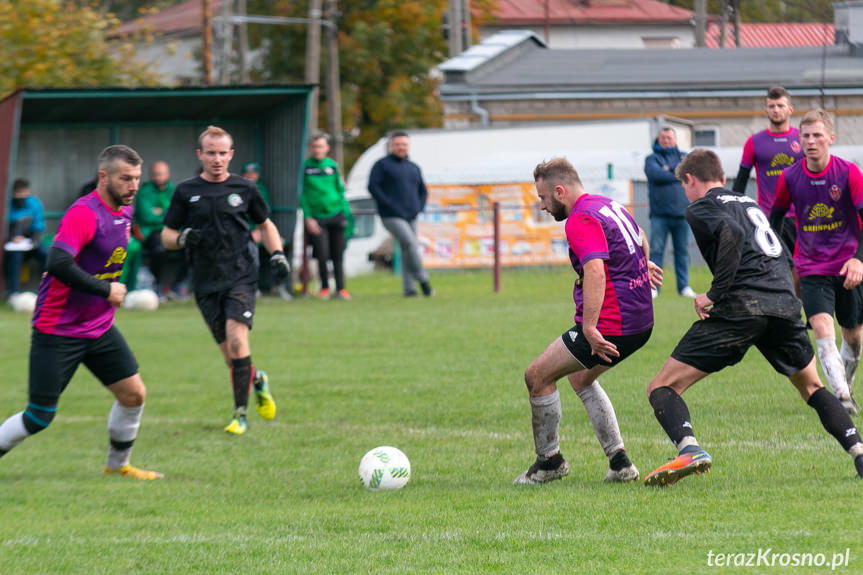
[219,0,234,84]
[462,0,471,51]
[732,0,741,48]
[448,0,463,57]
[325,0,343,166]
[238,0,249,82]
[202,0,213,84]
[694,0,706,47]
[719,0,727,48]
[305,0,323,130]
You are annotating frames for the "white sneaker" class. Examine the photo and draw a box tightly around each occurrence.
[603,464,639,483]
[679,286,697,298]
[513,454,569,485]
[651,288,658,300]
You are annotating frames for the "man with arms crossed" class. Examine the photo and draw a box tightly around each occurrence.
[162,126,288,435]
[771,110,863,416]
[514,158,661,485]
[733,86,804,257]
[643,149,863,487]
[0,145,162,479]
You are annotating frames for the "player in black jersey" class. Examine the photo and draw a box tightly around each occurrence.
[162,126,289,435]
[642,149,863,486]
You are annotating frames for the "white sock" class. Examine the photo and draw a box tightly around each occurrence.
[529,390,561,459]
[840,339,861,389]
[106,402,143,470]
[816,338,851,398]
[0,412,30,453]
[575,380,624,458]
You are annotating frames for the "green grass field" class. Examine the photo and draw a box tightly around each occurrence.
[1,267,861,574]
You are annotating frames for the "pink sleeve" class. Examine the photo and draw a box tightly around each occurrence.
[566,213,608,263]
[52,205,97,256]
[740,136,755,169]
[850,164,863,209]
[774,172,791,209]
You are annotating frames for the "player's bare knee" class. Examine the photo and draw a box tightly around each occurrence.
[114,383,146,407]
[524,363,552,395]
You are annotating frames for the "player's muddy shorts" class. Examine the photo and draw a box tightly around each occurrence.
[561,324,652,369]
[799,275,863,329]
[29,326,139,399]
[671,315,813,376]
[194,282,257,344]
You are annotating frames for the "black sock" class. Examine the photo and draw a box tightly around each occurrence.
[231,356,253,414]
[609,449,631,471]
[648,387,695,447]
[0,449,6,459]
[855,455,863,478]
[807,387,861,451]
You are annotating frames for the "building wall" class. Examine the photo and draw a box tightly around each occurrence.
[442,94,863,146]
[480,24,695,49]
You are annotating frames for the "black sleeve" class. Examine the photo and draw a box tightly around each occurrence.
[706,218,745,304]
[162,185,187,230]
[46,247,111,298]
[769,207,788,236]
[247,181,270,225]
[732,166,750,195]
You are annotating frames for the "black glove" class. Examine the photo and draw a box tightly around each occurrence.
[270,250,289,280]
[177,227,202,248]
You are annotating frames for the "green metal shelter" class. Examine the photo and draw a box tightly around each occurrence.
[0,84,313,291]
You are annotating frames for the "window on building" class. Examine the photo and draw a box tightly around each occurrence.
[694,127,720,146]
[642,37,681,49]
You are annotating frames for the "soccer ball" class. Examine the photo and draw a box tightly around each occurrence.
[358,446,411,491]
[9,291,37,313]
[123,289,159,311]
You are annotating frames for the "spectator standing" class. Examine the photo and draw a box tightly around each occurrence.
[301,133,353,300]
[644,127,694,298]
[368,131,433,297]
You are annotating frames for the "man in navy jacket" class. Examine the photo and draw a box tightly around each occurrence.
[368,131,433,297]
[644,127,694,298]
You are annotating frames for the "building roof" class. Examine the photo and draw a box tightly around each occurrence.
[484,0,694,26]
[706,22,834,48]
[439,31,863,96]
[113,0,221,37]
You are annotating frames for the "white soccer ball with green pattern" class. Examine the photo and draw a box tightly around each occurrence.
[358,446,411,491]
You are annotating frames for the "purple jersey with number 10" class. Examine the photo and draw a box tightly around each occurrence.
[774,155,863,277]
[566,194,653,336]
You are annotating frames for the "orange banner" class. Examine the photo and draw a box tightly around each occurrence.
[416,181,632,268]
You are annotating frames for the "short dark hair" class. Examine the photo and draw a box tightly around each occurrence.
[767,85,790,102]
[675,149,724,184]
[310,131,330,145]
[390,130,409,140]
[533,157,582,189]
[98,145,142,173]
[12,178,29,192]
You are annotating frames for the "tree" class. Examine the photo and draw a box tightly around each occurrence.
[665,0,833,23]
[0,0,160,98]
[246,0,494,169]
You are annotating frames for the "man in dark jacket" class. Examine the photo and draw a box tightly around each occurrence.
[368,131,433,297]
[644,127,694,298]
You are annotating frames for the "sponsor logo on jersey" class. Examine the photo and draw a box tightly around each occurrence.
[830,185,842,201]
[766,153,796,176]
[791,141,801,154]
[114,219,125,225]
[808,203,834,220]
[810,179,826,186]
[324,166,335,175]
[717,194,756,205]
[228,193,243,207]
[243,310,253,319]
[104,246,127,267]
[190,195,201,202]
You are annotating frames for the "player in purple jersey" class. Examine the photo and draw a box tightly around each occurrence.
[513,158,662,485]
[734,86,804,258]
[770,109,863,417]
[643,149,863,486]
[0,145,162,480]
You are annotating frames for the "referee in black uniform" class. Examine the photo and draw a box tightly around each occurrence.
[162,125,289,435]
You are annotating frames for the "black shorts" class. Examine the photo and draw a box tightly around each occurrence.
[29,326,139,400]
[671,315,813,376]
[195,283,257,344]
[561,324,652,369]
[799,275,863,329]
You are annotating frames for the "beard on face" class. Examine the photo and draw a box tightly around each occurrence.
[549,196,568,221]
[106,178,134,206]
